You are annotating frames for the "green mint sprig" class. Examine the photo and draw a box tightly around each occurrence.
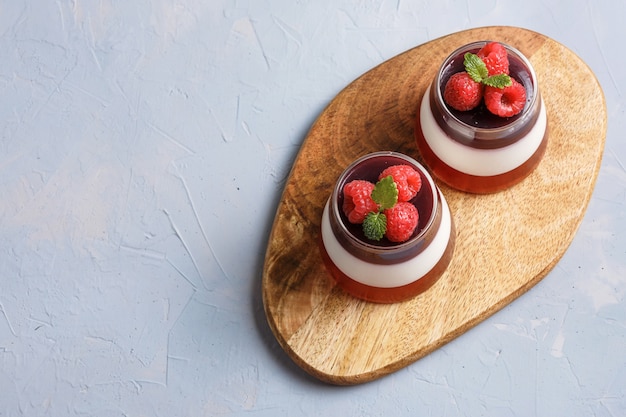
[362,175,398,241]
[363,212,387,241]
[463,52,511,89]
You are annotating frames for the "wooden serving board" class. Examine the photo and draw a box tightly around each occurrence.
[262,26,606,385]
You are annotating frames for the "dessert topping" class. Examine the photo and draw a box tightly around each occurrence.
[342,180,379,224]
[343,165,421,242]
[443,41,526,117]
[384,202,420,243]
[379,164,423,202]
[477,41,509,76]
[443,72,484,112]
[484,78,527,118]
[463,52,512,89]
[362,175,398,241]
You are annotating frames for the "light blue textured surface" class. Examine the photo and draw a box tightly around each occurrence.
[0,1,624,416]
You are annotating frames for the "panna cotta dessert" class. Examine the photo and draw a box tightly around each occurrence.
[416,41,548,193]
[319,151,455,303]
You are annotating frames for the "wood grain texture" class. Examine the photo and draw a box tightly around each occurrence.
[261,26,606,385]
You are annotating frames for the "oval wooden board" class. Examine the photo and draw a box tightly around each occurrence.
[262,26,606,385]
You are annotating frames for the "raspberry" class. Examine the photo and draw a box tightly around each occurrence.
[342,180,378,224]
[477,42,509,76]
[383,202,419,243]
[379,165,422,202]
[443,72,484,112]
[484,78,527,117]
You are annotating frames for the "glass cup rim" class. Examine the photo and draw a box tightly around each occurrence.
[330,151,439,255]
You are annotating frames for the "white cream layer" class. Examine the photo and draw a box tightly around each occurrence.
[321,194,452,288]
[419,85,547,176]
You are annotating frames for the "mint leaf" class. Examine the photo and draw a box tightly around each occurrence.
[483,74,512,89]
[464,53,488,83]
[361,174,397,240]
[363,212,387,241]
[371,175,398,211]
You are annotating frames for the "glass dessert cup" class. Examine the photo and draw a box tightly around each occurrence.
[415,41,548,194]
[319,151,455,304]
